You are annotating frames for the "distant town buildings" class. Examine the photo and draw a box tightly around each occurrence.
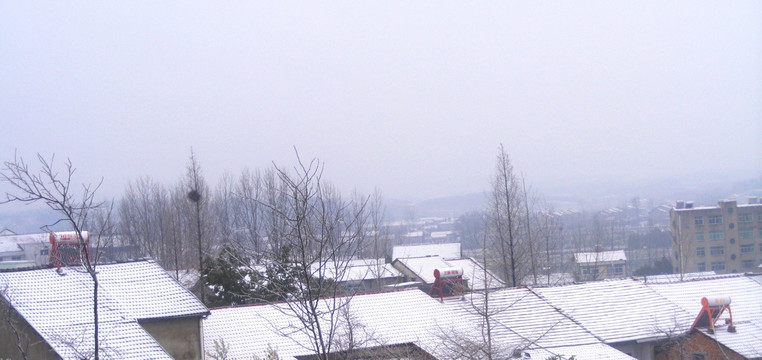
[671,198,762,275]
[573,249,628,281]
[0,232,52,269]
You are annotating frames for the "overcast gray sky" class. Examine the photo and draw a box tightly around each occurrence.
[1,2,760,204]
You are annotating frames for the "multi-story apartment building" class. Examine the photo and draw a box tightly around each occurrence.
[671,198,762,274]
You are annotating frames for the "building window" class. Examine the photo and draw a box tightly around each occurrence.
[711,261,726,271]
[11,256,22,261]
[741,244,754,253]
[710,246,725,255]
[739,213,752,223]
[696,247,705,257]
[691,353,706,360]
[40,248,49,256]
[697,262,706,271]
[0,257,4,262]
[741,260,755,269]
[709,231,725,241]
[694,216,703,226]
[709,216,723,225]
[614,264,624,276]
[695,232,705,242]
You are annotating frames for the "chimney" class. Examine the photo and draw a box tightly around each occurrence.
[749,197,759,205]
[685,201,694,209]
[675,201,685,209]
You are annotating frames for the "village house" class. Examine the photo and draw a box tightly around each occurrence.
[310,258,404,292]
[0,260,209,360]
[645,274,762,359]
[202,288,634,359]
[390,243,504,293]
[573,249,628,280]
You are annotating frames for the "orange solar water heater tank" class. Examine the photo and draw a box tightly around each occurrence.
[429,266,465,301]
[691,295,735,333]
[49,231,90,270]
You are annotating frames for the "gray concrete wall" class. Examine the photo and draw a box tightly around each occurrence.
[139,316,203,360]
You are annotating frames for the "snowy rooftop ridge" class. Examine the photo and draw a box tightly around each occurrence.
[645,274,762,358]
[392,255,504,290]
[392,242,461,260]
[533,279,694,343]
[574,250,627,264]
[203,288,468,360]
[0,259,209,359]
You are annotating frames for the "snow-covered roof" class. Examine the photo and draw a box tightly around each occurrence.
[645,274,762,358]
[429,231,454,239]
[203,289,468,360]
[521,272,575,287]
[574,250,627,264]
[393,256,504,290]
[443,257,504,290]
[392,243,460,260]
[394,256,451,283]
[445,289,600,348]
[0,241,22,252]
[697,321,762,359]
[311,258,402,282]
[632,271,717,283]
[0,232,48,245]
[523,343,636,359]
[441,288,633,359]
[402,231,424,238]
[204,287,632,360]
[0,260,208,359]
[533,279,693,343]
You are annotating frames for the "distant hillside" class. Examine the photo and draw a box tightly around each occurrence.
[0,207,66,234]
[386,192,488,221]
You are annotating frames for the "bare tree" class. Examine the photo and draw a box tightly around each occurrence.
[536,208,562,285]
[521,177,540,285]
[257,153,369,360]
[119,176,161,259]
[186,149,210,304]
[1,153,105,359]
[489,144,524,287]
[233,168,264,260]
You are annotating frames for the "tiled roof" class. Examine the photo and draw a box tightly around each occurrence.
[525,343,636,360]
[0,260,208,359]
[444,288,604,350]
[697,321,762,359]
[205,287,634,360]
[574,250,627,264]
[96,261,208,320]
[442,257,504,290]
[533,279,694,343]
[394,256,503,290]
[632,271,717,283]
[310,258,402,282]
[646,275,762,358]
[392,243,461,260]
[204,289,468,360]
[395,256,451,283]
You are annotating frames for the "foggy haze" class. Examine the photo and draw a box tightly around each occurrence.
[1,2,760,205]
